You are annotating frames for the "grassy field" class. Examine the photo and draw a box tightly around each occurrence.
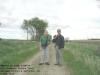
[0,40,39,74]
[63,40,100,75]
[0,40,100,75]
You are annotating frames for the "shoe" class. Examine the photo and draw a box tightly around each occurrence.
[39,63,44,65]
[45,62,50,65]
[54,64,59,65]
[58,64,63,67]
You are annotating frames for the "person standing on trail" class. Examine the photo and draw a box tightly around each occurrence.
[53,29,65,66]
[39,30,51,65]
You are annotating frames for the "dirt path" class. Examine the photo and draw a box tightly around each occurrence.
[14,44,70,75]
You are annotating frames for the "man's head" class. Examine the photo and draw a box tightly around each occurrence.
[44,30,48,36]
[57,29,61,35]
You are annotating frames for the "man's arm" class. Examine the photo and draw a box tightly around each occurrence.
[60,36,65,50]
[48,36,51,45]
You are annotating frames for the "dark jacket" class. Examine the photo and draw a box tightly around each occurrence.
[52,35,65,49]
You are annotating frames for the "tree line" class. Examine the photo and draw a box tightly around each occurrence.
[0,17,48,41]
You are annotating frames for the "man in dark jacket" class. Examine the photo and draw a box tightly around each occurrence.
[53,29,65,66]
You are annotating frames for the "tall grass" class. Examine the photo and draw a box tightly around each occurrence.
[0,40,39,74]
[63,41,100,75]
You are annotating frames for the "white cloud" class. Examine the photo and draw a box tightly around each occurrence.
[0,0,100,40]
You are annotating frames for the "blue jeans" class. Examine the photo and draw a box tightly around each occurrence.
[55,46,63,65]
[40,47,49,63]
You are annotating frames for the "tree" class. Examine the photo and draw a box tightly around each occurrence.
[22,20,29,40]
[22,17,48,41]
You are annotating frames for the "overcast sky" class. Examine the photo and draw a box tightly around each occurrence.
[0,0,100,40]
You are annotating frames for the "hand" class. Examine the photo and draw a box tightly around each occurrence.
[48,43,50,45]
[53,35,56,39]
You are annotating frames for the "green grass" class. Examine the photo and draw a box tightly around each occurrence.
[63,41,100,75]
[0,40,39,74]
